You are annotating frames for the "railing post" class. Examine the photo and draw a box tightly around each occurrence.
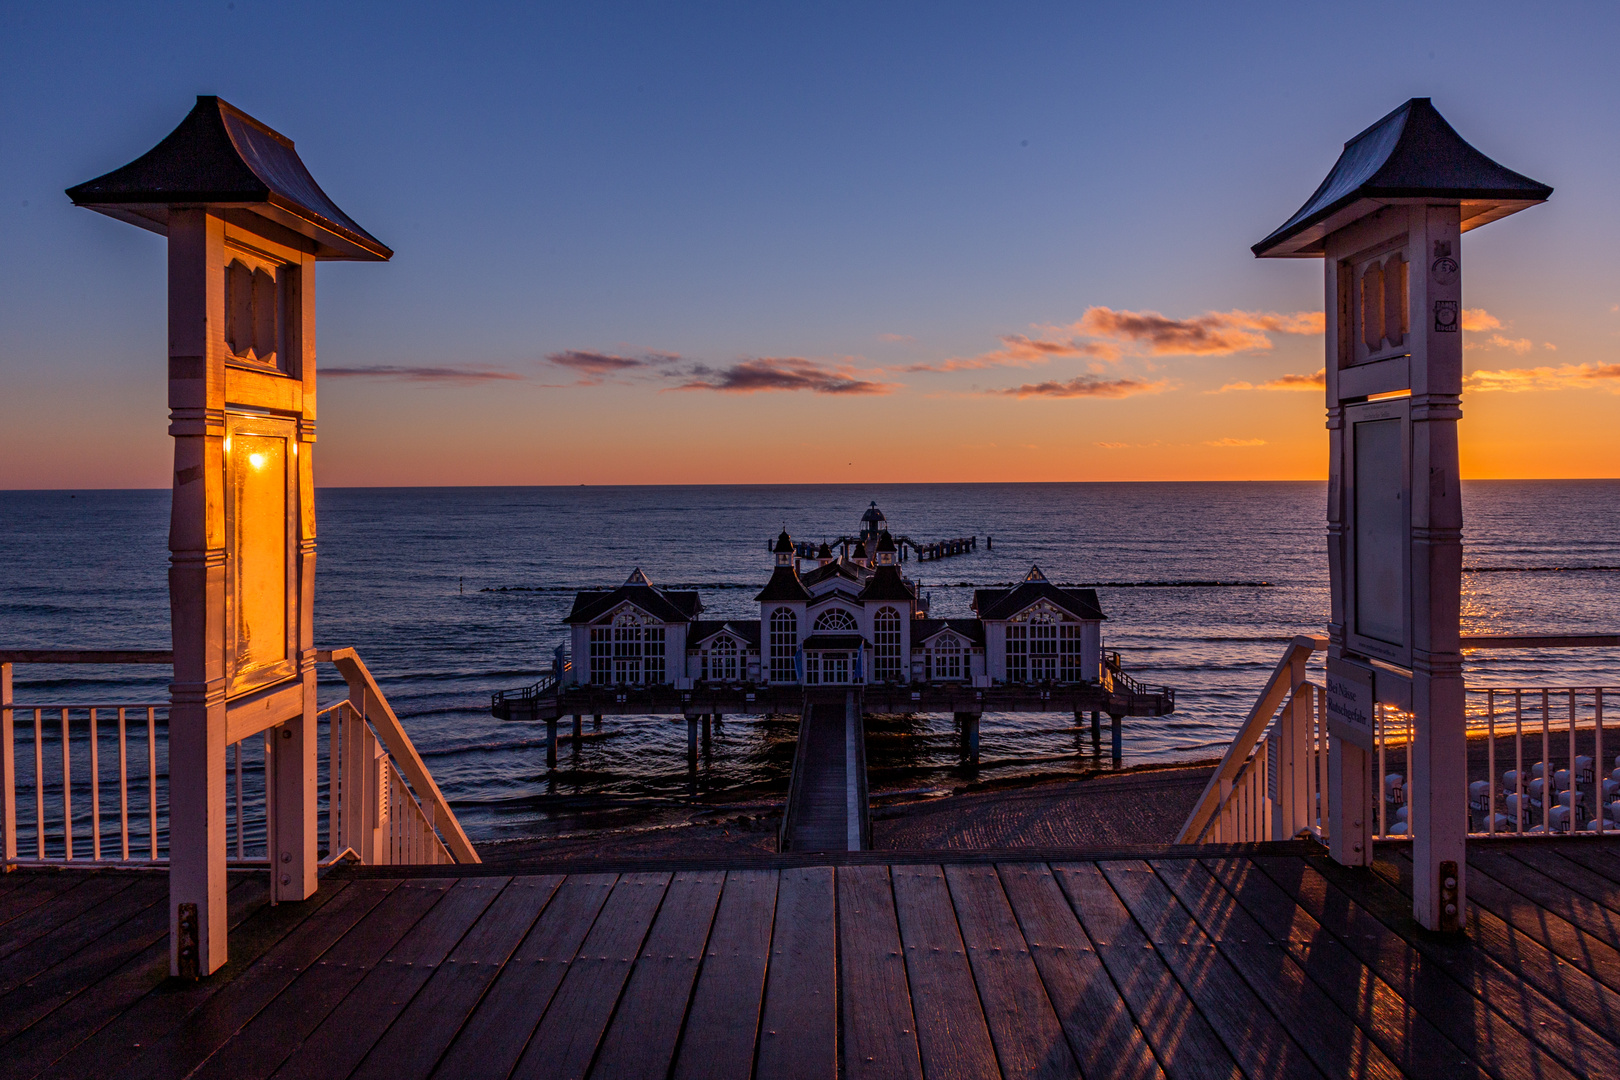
[342,695,370,862]
[1327,732,1373,867]
[0,663,14,868]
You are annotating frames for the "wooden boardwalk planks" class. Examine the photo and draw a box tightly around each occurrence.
[671,869,777,1080]
[890,863,998,1080]
[188,879,454,1080]
[508,871,671,1080]
[5,841,1620,1080]
[591,869,725,1079]
[269,877,508,1080]
[754,866,837,1080]
[943,863,1076,1080]
[350,875,563,1080]
[431,872,617,1080]
[997,862,1163,1080]
[837,864,922,1080]
[1054,861,1241,1080]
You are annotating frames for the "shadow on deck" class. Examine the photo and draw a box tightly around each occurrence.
[3,838,1620,1078]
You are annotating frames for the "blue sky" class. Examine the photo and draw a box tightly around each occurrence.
[3,1,1616,485]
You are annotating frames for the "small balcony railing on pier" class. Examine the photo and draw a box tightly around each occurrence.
[0,648,476,869]
[1179,634,1620,845]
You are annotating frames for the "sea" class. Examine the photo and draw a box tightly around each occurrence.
[4,481,1619,846]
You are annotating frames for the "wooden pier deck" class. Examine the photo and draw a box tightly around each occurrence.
[779,699,861,853]
[4,839,1620,1079]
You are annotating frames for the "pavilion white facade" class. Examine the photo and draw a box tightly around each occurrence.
[563,510,1106,690]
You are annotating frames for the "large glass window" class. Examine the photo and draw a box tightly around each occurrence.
[590,627,612,685]
[873,607,901,682]
[769,608,798,682]
[1029,615,1058,681]
[927,635,963,681]
[813,609,858,631]
[592,611,668,685]
[1059,624,1084,682]
[1005,624,1027,683]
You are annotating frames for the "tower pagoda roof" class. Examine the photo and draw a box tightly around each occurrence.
[1253,98,1551,258]
[66,96,392,261]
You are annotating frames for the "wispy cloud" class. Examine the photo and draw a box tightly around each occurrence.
[905,335,1118,373]
[877,333,915,343]
[322,365,524,385]
[1465,362,1620,393]
[1064,307,1324,356]
[675,357,897,395]
[916,306,1324,374]
[545,349,681,385]
[1213,368,1326,393]
[1205,437,1267,447]
[1095,441,1132,449]
[988,375,1170,399]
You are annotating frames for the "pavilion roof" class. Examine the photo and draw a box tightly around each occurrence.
[1253,98,1551,258]
[66,96,391,261]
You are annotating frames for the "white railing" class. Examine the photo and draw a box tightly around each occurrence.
[0,649,476,868]
[1177,635,1327,844]
[1373,687,1616,839]
[1181,635,1620,846]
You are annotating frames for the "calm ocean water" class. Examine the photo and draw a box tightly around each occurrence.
[4,481,1619,844]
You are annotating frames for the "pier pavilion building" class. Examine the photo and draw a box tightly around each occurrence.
[562,510,1105,691]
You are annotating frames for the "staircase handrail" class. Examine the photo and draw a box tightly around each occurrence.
[778,692,816,851]
[318,648,480,863]
[1176,633,1326,843]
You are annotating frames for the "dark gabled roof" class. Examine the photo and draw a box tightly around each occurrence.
[802,634,866,651]
[66,96,391,261]
[875,530,896,553]
[565,584,702,625]
[972,583,1106,622]
[852,541,868,560]
[911,618,986,647]
[816,542,834,559]
[857,564,916,603]
[1254,98,1551,258]
[755,565,812,604]
[773,530,794,554]
[802,560,864,588]
[861,502,886,525]
[687,620,761,648]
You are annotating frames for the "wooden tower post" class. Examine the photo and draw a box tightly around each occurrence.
[1254,98,1549,930]
[69,97,391,974]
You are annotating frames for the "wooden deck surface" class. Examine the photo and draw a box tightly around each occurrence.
[4,839,1620,1079]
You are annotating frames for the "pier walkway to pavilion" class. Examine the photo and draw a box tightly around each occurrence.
[4,838,1620,1079]
[778,692,869,853]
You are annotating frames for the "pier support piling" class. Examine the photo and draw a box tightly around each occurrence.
[546,717,558,769]
[572,714,582,740]
[702,713,712,755]
[1091,710,1101,747]
[955,712,980,765]
[1110,713,1123,767]
[593,714,602,730]
[687,715,699,769]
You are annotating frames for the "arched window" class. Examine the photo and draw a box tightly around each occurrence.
[927,633,962,681]
[873,607,901,682]
[813,608,858,632]
[769,608,798,683]
[707,635,739,682]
